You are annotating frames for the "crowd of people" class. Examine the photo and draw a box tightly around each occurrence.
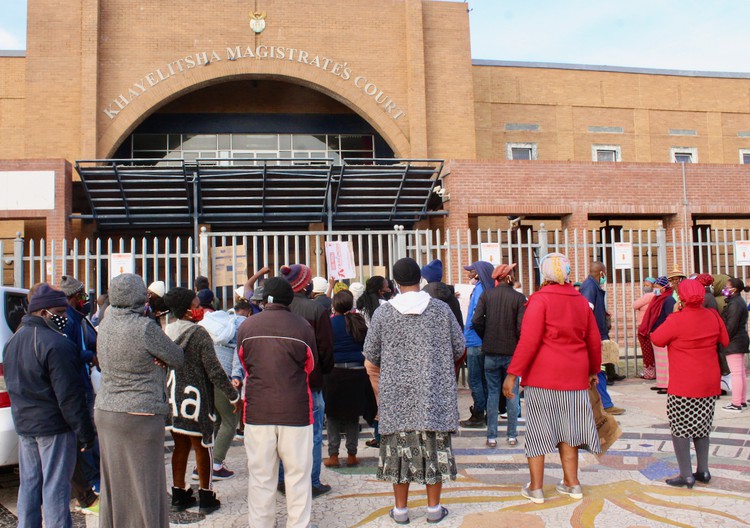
[0,254,747,526]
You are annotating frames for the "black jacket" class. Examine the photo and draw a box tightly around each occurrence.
[423,282,464,330]
[720,294,749,355]
[290,293,334,390]
[3,315,95,442]
[471,284,526,356]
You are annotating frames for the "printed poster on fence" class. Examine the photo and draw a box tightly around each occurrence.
[480,243,501,264]
[213,245,248,287]
[613,242,633,270]
[325,241,356,279]
[110,253,134,281]
[736,240,750,266]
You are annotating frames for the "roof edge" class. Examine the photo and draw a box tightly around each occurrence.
[0,50,26,57]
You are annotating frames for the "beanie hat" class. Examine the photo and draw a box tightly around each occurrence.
[655,276,669,287]
[312,276,328,294]
[392,258,422,286]
[349,282,365,303]
[108,273,147,308]
[280,264,312,293]
[492,263,517,282]
[28,284,69,313]
[695,273,714,287]
[262,277,294,306]
[60,275,84,297]
[164,287,197,319]
[147,280,165,298]
[333,281,349,294]
[197,288,215,308]
[421,259,443,283]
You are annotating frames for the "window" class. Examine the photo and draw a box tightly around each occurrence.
[592,145,621,162]
[740,149,750,164]
[670,147,698,163]
[506,142,537,160]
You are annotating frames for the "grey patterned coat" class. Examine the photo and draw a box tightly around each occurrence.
[363,295,465,435]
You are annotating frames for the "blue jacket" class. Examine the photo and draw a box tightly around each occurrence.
[3,315,95,442]
[464,261,495,347]
[63,305,97,393]
[579,276,609,341]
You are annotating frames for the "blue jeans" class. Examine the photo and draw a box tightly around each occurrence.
[279,389,325,487]
[597,371,614,409]
[467,346,487,413]
[485,356,520,440]
[17,431,77,528]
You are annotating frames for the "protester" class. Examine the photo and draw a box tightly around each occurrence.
[667,268,687,306]
[363,258,465,524]
[95,274,184,527]
[197,288,216,313]
[311,276,333,312]
[91,293,109,327]
[356,275,390,325]
[634,277,657,379]
[421,259,464,330]
[695,274,719,311]
[719,278,750,412]
[237,277,318,528]
[460,260,495,428]
[233,298,252,317]
[323,291,369,468]
[194,276,210,292]
[639,276,676,393]
[280,263,334,497]
[4,284,96,527]
[651,279,729,487]
[164,287,240,515]
[503,253,602,504]
[349,282,366,305]
[147,281,169,324]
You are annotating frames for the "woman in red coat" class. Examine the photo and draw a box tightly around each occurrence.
[503,253,602,504]
[651,279,729,488]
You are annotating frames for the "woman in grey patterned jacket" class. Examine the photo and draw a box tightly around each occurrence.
[363,258,465,525]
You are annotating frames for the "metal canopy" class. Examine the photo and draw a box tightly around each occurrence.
[75,159,444,229]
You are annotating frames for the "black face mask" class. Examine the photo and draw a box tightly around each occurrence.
[151,297,168,315]
[44,311,68,333]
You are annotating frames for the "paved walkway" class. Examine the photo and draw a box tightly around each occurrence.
[1,376,748,527]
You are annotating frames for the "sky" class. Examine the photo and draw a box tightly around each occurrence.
[2,0,750,73]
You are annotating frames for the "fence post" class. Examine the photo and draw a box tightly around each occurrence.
[13,232,24,288]
[656,222,667,276]
[537,223,549,257]
[394,225,407,259]
[199,227,210,279]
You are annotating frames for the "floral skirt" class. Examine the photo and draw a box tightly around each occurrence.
[377,431,457,485]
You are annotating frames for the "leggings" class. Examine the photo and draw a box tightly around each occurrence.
[638,334,655,369]
[726,354,747,406]
[171,432,212,490]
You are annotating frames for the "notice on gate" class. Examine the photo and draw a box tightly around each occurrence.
[480,243,501,264]
[110,253,134,281]
[613,243,633,270]
[735,240,750,266]
[213,245,248,287]
[325,241,356,279]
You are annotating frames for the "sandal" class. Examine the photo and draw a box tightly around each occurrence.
[389,508,410,525]
[427,506,449,524]
[486,439,497,448]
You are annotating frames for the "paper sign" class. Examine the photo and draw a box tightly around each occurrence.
[736,240,750,266]
[213,245,248,287]
[613,243,633,270]
[480,243,501,264]
[325,241,357,279]
[110,253,134,280]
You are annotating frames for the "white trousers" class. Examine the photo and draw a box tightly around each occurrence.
[245,424,313,528]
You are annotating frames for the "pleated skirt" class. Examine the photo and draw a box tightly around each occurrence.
[523,386,601,458]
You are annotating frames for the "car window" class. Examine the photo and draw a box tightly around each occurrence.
[5,293,27,333]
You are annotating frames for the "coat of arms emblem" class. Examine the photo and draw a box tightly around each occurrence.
[250,11,266,34]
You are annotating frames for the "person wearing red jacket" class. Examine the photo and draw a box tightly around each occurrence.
[651,279,729,489]
[503,253,602,505]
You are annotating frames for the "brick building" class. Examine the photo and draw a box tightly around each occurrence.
[1,0,749,247]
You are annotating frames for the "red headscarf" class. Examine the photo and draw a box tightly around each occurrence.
[638,286,673,335]
[678,279,707,307]
[695,273,713,287]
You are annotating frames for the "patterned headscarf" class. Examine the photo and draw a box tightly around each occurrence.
[333,281,349,294]
[654,276,669,287]
[539,252,571,285]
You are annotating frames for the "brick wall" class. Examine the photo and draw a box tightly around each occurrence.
[0,57,26,158]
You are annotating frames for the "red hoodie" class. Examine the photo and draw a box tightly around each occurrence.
[508,283,602,390]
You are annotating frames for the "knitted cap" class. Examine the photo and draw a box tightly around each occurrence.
[280,264,312,293]
[312,276,327,294]
[163,287,196,319]
[392,258,422,286]
[108,273,147,308]
[421,259,443,283]
[28,284,68,313]
[655,276,669,287]
[147,280,165,298]
[349,282,365,303]
[59,275,84,297]
[197,288,214,308]
[262,277,294,306]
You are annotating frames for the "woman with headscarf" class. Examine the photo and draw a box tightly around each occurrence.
[719,277,750,412]
[638,276,676,393]
[502,253,602,504]
[633,277,656,379]
[651,280,729,487]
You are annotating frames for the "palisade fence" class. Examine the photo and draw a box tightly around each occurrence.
[3,225,748,376]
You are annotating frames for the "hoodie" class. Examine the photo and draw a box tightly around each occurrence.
[199,310,244,379]
[464,261,495,347]
[711,274,731,312]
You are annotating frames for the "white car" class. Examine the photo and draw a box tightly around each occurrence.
[0,287,28,467]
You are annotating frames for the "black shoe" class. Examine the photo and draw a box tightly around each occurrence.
[365,438,380,448]
[606,378,615,386]
[312,483,332,498]
[198,488,221,515]
[459,406,486,428]
[657,389,668,395]
[170,486,196,512]
[666,476,695,489]
[693,471,711,484]
[650,386,664,391]
[277,481,286,495]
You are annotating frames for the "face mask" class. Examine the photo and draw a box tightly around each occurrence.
[44,311,68,333]
[721,288,733,298]
[189,307,205,322]
[643,286,653,293]
[599,276,607,286]
[653,288,661,296]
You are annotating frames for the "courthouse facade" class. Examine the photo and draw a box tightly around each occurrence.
[1,0,750,244]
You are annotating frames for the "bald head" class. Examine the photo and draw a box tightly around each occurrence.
[589,261,607,280]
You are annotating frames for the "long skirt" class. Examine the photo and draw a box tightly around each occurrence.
[654,344,669,388]
[95,410,170,528]
[638,333,655,369]
[667,395,717,438]
[377,431,457,485]
[523,386,601,458]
